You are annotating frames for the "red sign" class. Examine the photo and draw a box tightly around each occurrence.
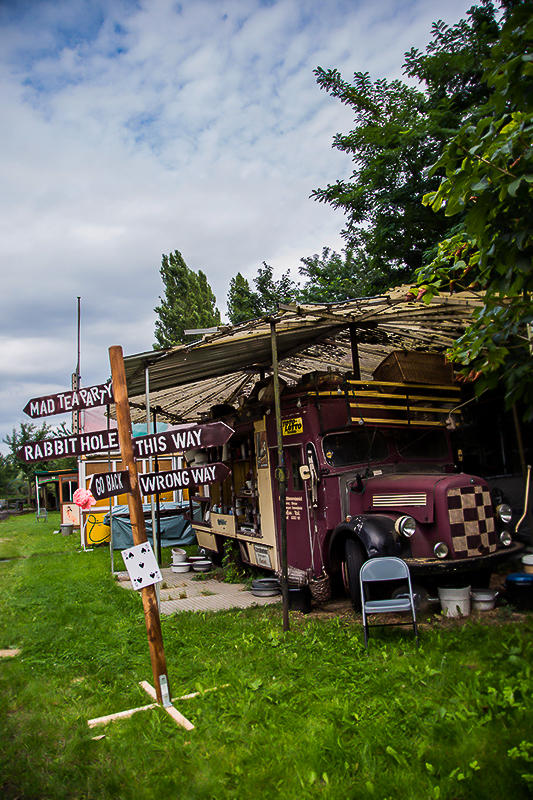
[90,470,131,501]
[133,422,234,459]
[138,463,230,495]
[23,382,114,419]
[17,428,120,463]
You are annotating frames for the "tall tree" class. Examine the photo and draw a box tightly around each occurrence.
[416,3,533,418]
[154,250,221,348]
[299,247,373,302]
[226,262,299,324]
[310,2,508,295]
[227,272,261,324]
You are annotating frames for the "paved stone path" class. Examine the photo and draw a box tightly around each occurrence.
[117,566,281,615]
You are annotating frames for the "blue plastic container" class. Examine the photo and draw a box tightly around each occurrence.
[505,573,533,611]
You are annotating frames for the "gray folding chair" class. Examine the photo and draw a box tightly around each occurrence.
[359,557,419,648]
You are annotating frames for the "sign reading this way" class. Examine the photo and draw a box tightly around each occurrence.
[23,383,114,419]
[133,422,234,458]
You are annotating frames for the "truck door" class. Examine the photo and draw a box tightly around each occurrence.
[284,445,313,572]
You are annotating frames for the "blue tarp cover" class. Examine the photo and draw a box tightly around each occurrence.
[104,502,201,550]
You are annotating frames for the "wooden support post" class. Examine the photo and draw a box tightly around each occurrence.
[109,345,170,705]
[349,324,361,381]
[271,321,289,633]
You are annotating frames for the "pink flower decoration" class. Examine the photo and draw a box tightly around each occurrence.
[73,488,97,510]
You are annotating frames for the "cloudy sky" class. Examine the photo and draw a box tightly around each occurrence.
[0,0,475,453]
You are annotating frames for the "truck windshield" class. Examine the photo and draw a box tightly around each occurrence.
[393,429,449,460]
[322,429,388,467]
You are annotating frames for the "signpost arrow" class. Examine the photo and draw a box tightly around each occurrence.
[133,422,234,459]
[138,463,230,496]
[16,428,120,463]
[23,382,114,419]
[89,470,131,502]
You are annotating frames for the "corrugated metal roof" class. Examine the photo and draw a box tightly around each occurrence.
[123,286,482,424]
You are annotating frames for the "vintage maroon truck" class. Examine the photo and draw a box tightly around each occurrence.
[191,353,523,608]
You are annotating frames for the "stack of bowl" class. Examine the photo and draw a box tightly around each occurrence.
[171,548,190,573]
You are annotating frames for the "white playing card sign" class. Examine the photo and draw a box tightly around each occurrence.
[121,541,162,590]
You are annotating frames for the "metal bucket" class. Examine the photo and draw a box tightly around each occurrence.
[438,585,471,617]
[471,589,498,611]
[60,524,74,537]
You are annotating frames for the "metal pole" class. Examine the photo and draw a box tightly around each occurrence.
[513,404,533,546]
[106,405,116,574]
[271,321,289,632]
[109,345,170,705]
[145,365,159,565]
[153,409,162,565]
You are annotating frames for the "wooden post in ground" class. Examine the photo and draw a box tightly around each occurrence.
[109,345,170,705]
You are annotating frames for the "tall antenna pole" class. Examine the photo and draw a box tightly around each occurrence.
[72,297,82,435]
[77,296,81,385]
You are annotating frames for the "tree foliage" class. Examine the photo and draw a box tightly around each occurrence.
[154,250,221,348]
[417,4,533,418]
[298,247,371,302]
[0,453,17,497]
[227,272,261,324]
[226,262,298,324]
[3,421,74,504]
[310,2,508,296]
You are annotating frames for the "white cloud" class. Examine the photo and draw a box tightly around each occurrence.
[0,0,475,451]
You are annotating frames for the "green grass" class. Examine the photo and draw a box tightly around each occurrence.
[1,514,533,799]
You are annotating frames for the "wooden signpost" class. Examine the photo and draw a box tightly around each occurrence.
[19,354,236,723]
[109,345,170,706]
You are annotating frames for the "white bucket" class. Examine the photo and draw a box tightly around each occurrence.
[438,585,471,617]
[522,555,533,574]
[171,548,187,563]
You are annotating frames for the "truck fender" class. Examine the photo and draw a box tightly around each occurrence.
[328,515,400,572]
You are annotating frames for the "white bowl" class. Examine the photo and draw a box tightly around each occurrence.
[171,563,191,573]
[192,560,212,572]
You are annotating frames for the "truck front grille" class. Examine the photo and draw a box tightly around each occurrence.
[372,493,427,507]
[447,485,497,557]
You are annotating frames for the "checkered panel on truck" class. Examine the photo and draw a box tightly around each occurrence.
[447,485,497,558]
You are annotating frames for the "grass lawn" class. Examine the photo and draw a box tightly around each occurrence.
[1,513,533,799]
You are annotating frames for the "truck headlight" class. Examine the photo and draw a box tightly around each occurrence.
[497,504,513,524]
[395,515,416,538]
[434,542,449,559]
[500,531,512,546]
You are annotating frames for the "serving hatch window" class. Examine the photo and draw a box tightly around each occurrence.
[322,429,388,468]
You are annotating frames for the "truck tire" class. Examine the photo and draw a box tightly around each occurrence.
[344,538,366,612]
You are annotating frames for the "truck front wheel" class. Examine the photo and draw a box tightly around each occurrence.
[344,538,366,612]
